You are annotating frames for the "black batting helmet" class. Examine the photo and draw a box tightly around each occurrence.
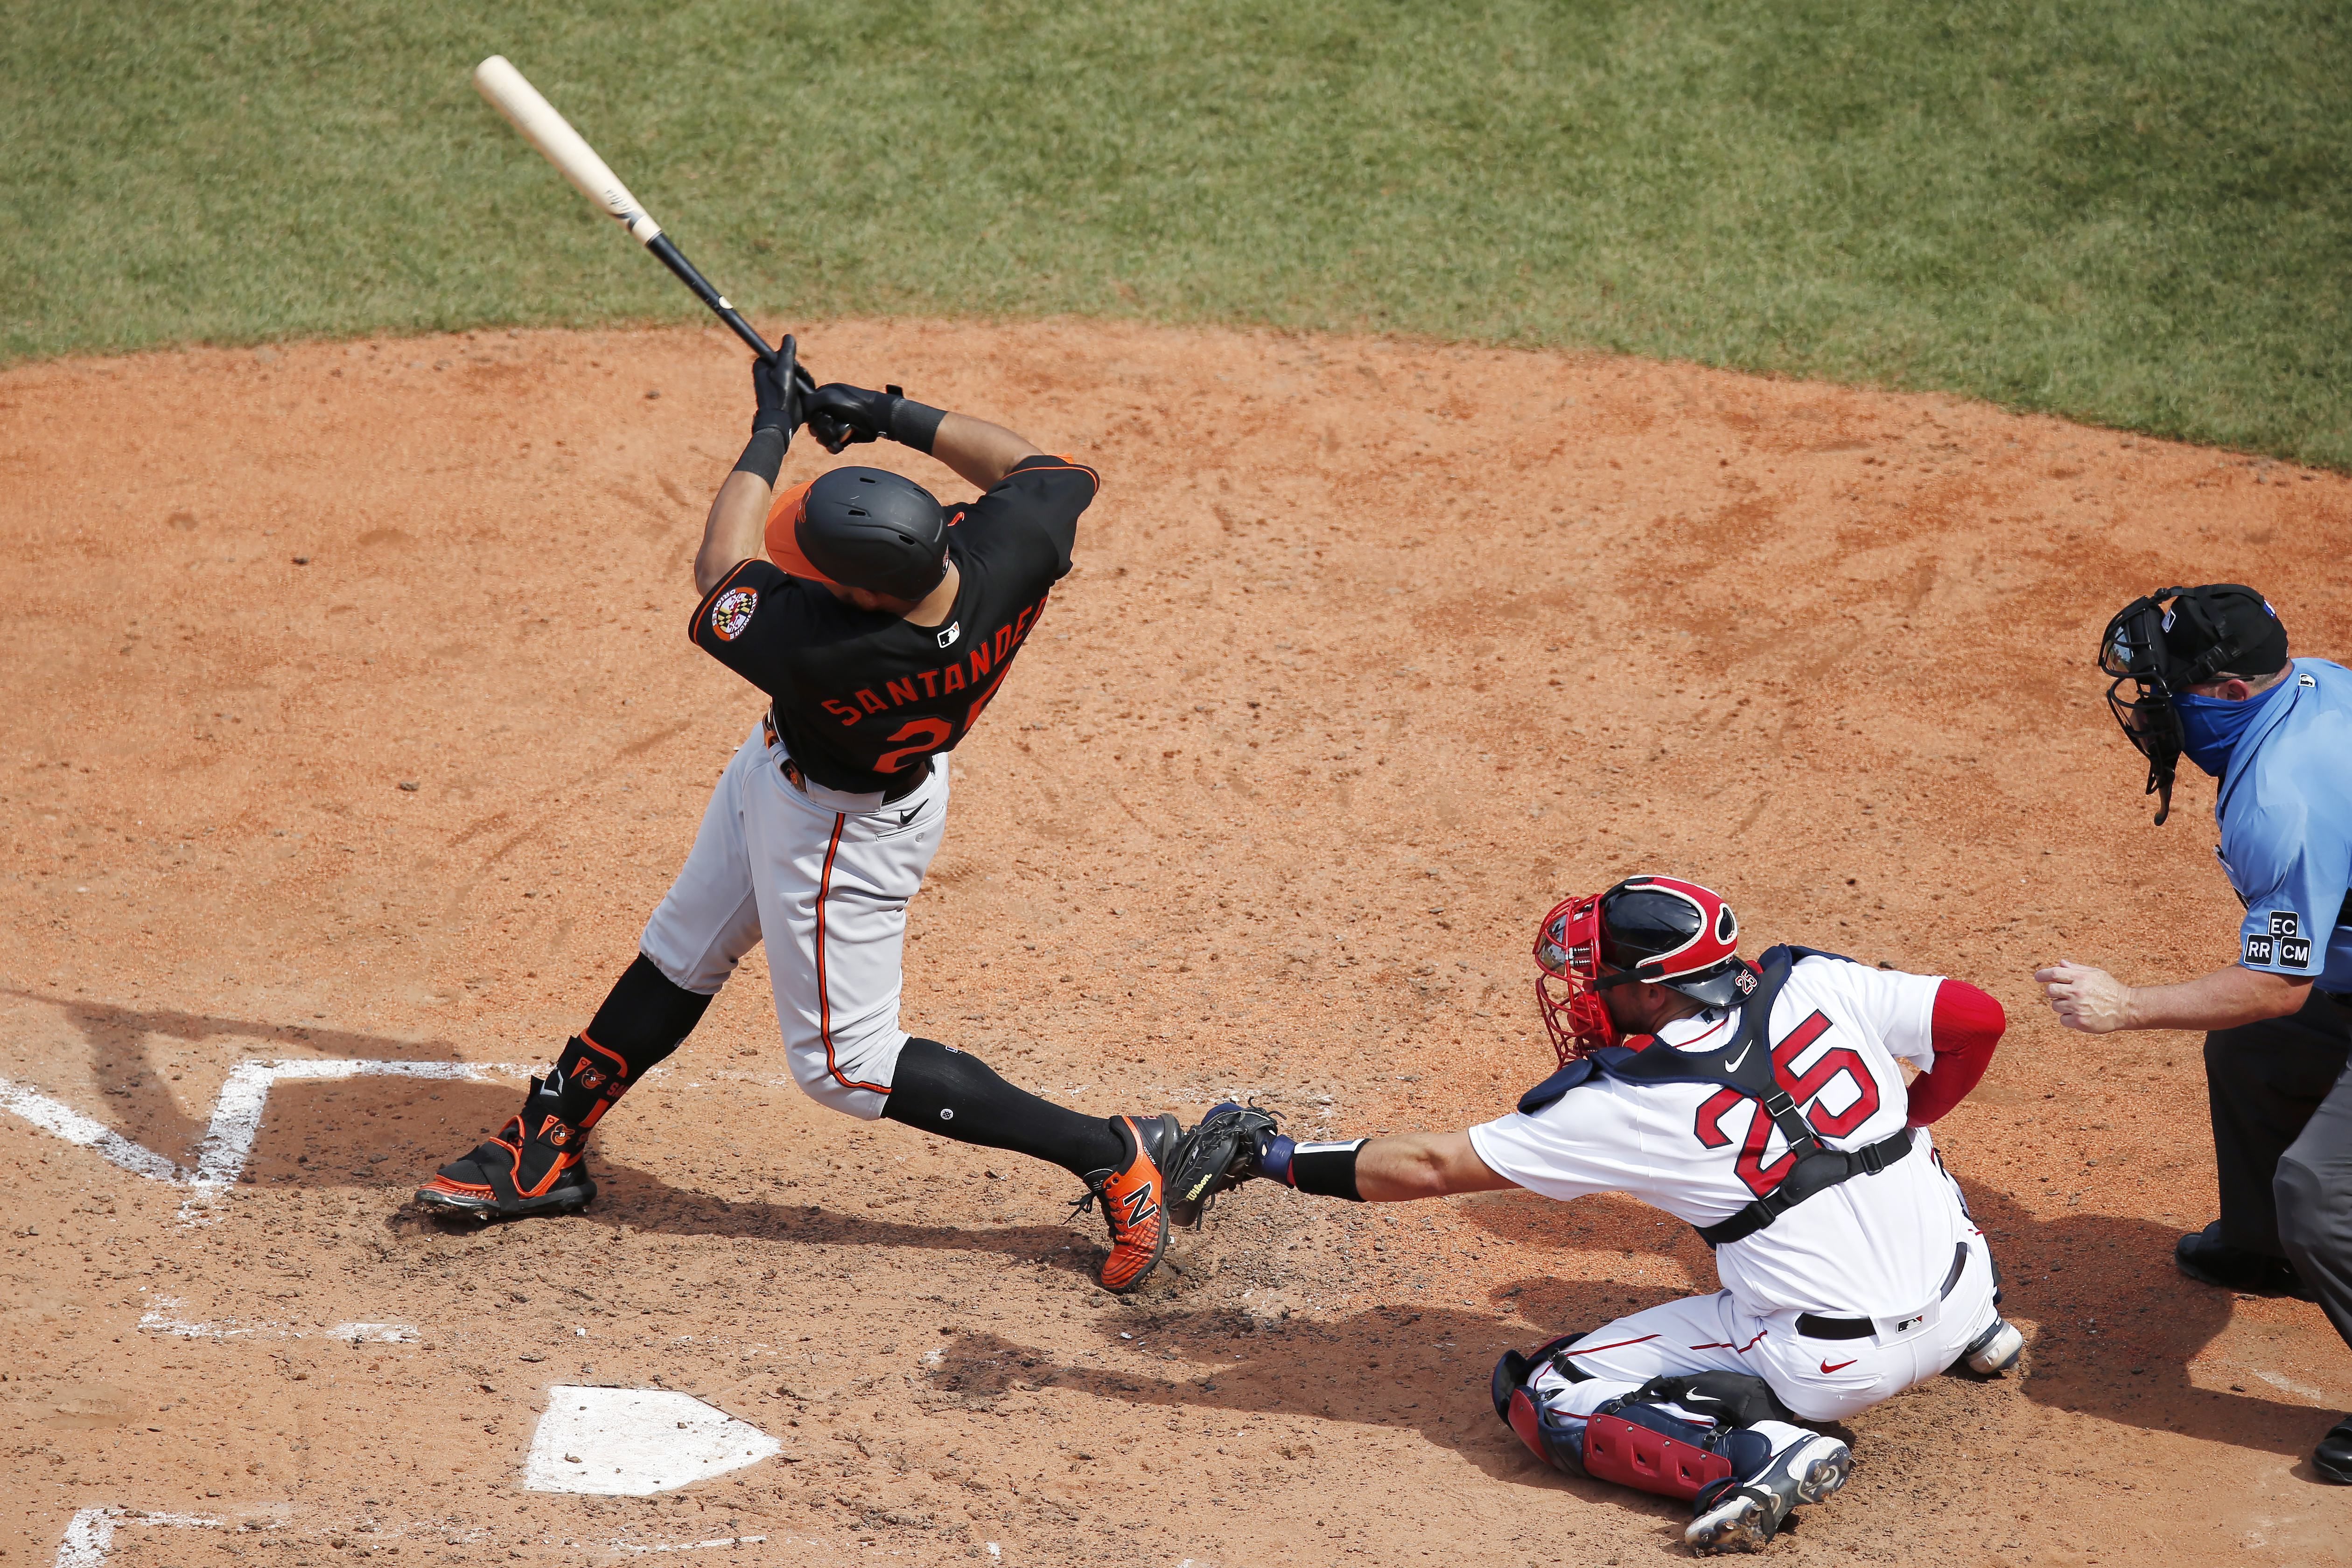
[765,467,949,602]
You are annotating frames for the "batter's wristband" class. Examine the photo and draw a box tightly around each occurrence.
[884,387,945,455]
[733,427,787,486]
[1288,1138,1368,1202]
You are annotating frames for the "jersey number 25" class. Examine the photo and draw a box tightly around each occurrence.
[1691,1011,1881,1198]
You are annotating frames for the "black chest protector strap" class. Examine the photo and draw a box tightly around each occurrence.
[1604,945,1914,1247]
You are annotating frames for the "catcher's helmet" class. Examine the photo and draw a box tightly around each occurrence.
[765,466,949,602]
[1532,875,1752,1063]
[2098,584,2287,826]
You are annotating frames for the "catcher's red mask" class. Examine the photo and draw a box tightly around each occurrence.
[1532,890,1623,1063]
[1532,875,1749,1064]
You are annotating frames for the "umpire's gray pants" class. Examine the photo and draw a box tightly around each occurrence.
[2277,1031,2352,1354]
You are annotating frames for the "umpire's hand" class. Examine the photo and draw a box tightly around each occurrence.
[2036,959,2132,1033]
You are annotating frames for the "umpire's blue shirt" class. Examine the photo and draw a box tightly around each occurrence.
[2216,658,2352,989]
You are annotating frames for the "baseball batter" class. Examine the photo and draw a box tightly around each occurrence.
[1168,876,2022,1553]
[416,356,1180,1292]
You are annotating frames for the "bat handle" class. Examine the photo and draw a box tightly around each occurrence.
[645,232,818,392]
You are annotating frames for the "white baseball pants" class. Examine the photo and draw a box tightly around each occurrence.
[1531,1230,2001,1423]
[638,718,949,1119]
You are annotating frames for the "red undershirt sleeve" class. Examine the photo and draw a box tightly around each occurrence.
[1905,978,2005,1127]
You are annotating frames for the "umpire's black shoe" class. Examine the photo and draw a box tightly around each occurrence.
[2317,1417,2352,1485]
[2175,1223,2318,1301]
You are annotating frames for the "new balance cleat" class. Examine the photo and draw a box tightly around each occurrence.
[1074,1113,1177,1293]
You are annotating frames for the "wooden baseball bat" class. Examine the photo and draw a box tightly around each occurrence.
[471,54,810,393]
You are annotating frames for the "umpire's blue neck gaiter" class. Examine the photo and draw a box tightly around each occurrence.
[2175,674,2292,777]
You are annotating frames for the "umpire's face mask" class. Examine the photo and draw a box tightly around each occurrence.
[2100,595,2185,825]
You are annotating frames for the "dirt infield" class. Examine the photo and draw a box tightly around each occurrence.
[4,320,2350,1565]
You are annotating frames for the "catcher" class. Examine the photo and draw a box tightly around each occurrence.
[1167,875,2022,1553]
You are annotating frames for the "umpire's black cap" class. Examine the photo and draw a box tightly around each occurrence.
[2152,584,2289,684]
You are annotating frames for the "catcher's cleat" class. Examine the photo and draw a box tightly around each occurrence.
[1955,1316,2025,1377]
[1684,1433,1849,1555]
[414,1078,598,1220]
[1073,1113,1177,1293]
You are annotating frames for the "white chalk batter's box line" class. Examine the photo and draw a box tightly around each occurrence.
[52,1508,782,1567]
[135,1289,420,1343]
[0,1058,541,1225]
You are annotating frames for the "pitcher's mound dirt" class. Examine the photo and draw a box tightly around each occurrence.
[2,320,2349,1564]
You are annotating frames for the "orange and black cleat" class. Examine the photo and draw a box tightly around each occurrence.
[1074,1113,1178,1292]
[414,1083,597,1220]
[418,1036,630,1220]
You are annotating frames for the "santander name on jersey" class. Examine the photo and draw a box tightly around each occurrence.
[1467,954,1969,1321]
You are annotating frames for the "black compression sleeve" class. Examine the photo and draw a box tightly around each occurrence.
[734,426,787,485]
[883,1038,1126,1178]
[1290,1139,1366,1201]
[887,394,945,455]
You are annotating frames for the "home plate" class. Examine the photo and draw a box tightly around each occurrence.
[524,1386,781,1496]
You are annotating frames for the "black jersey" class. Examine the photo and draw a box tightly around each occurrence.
[688,455,1097,792]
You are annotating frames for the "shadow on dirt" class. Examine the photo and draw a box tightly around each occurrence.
[384,1157,1110,1283]
[1450,1172,2336,1460]
[5,987,462,1169]
[920,1294,1703,1526]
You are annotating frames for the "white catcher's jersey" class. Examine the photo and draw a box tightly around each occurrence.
[1468,954,1969,1321]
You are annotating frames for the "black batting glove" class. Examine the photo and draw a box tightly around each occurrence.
[804,383,895,453]
[804,383,947,455]
[750,355,802,439]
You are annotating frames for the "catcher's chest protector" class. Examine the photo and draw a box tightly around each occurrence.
[1516,945,1914,1246]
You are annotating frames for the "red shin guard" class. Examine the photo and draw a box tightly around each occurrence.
[1581,1411,1735,1501]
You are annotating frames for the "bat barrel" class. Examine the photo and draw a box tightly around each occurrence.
[473,55,662,245]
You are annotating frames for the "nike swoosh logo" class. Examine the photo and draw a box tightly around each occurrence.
[1820,1358,1857,1374]
[899,807,918,826]
[1723,1043,1752,1071]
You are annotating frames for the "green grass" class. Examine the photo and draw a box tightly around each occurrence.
[4,0,2347,462]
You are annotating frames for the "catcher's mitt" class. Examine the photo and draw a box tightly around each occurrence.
[1162,1102,1280,1229]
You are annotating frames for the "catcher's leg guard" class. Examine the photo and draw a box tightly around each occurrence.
[1492,1335,1588,1422]
[1076,1114,1177,1293]
[1581,1402,1738,1502]
[1493,1335,1610,1476]
[415,1036,629,1219]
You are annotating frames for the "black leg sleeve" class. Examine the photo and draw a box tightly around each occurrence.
[585,953,716,1074]
[883,1038,1126,1179]
[539,954,716,1127]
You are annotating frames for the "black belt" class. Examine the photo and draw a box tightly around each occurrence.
[765,709,927,805]
[1796,1241,1970,1341]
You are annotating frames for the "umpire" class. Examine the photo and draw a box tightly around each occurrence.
[2037,584,2352,1484]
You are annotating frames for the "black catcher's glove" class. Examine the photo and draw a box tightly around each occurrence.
[1162,1102,1281,1229]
